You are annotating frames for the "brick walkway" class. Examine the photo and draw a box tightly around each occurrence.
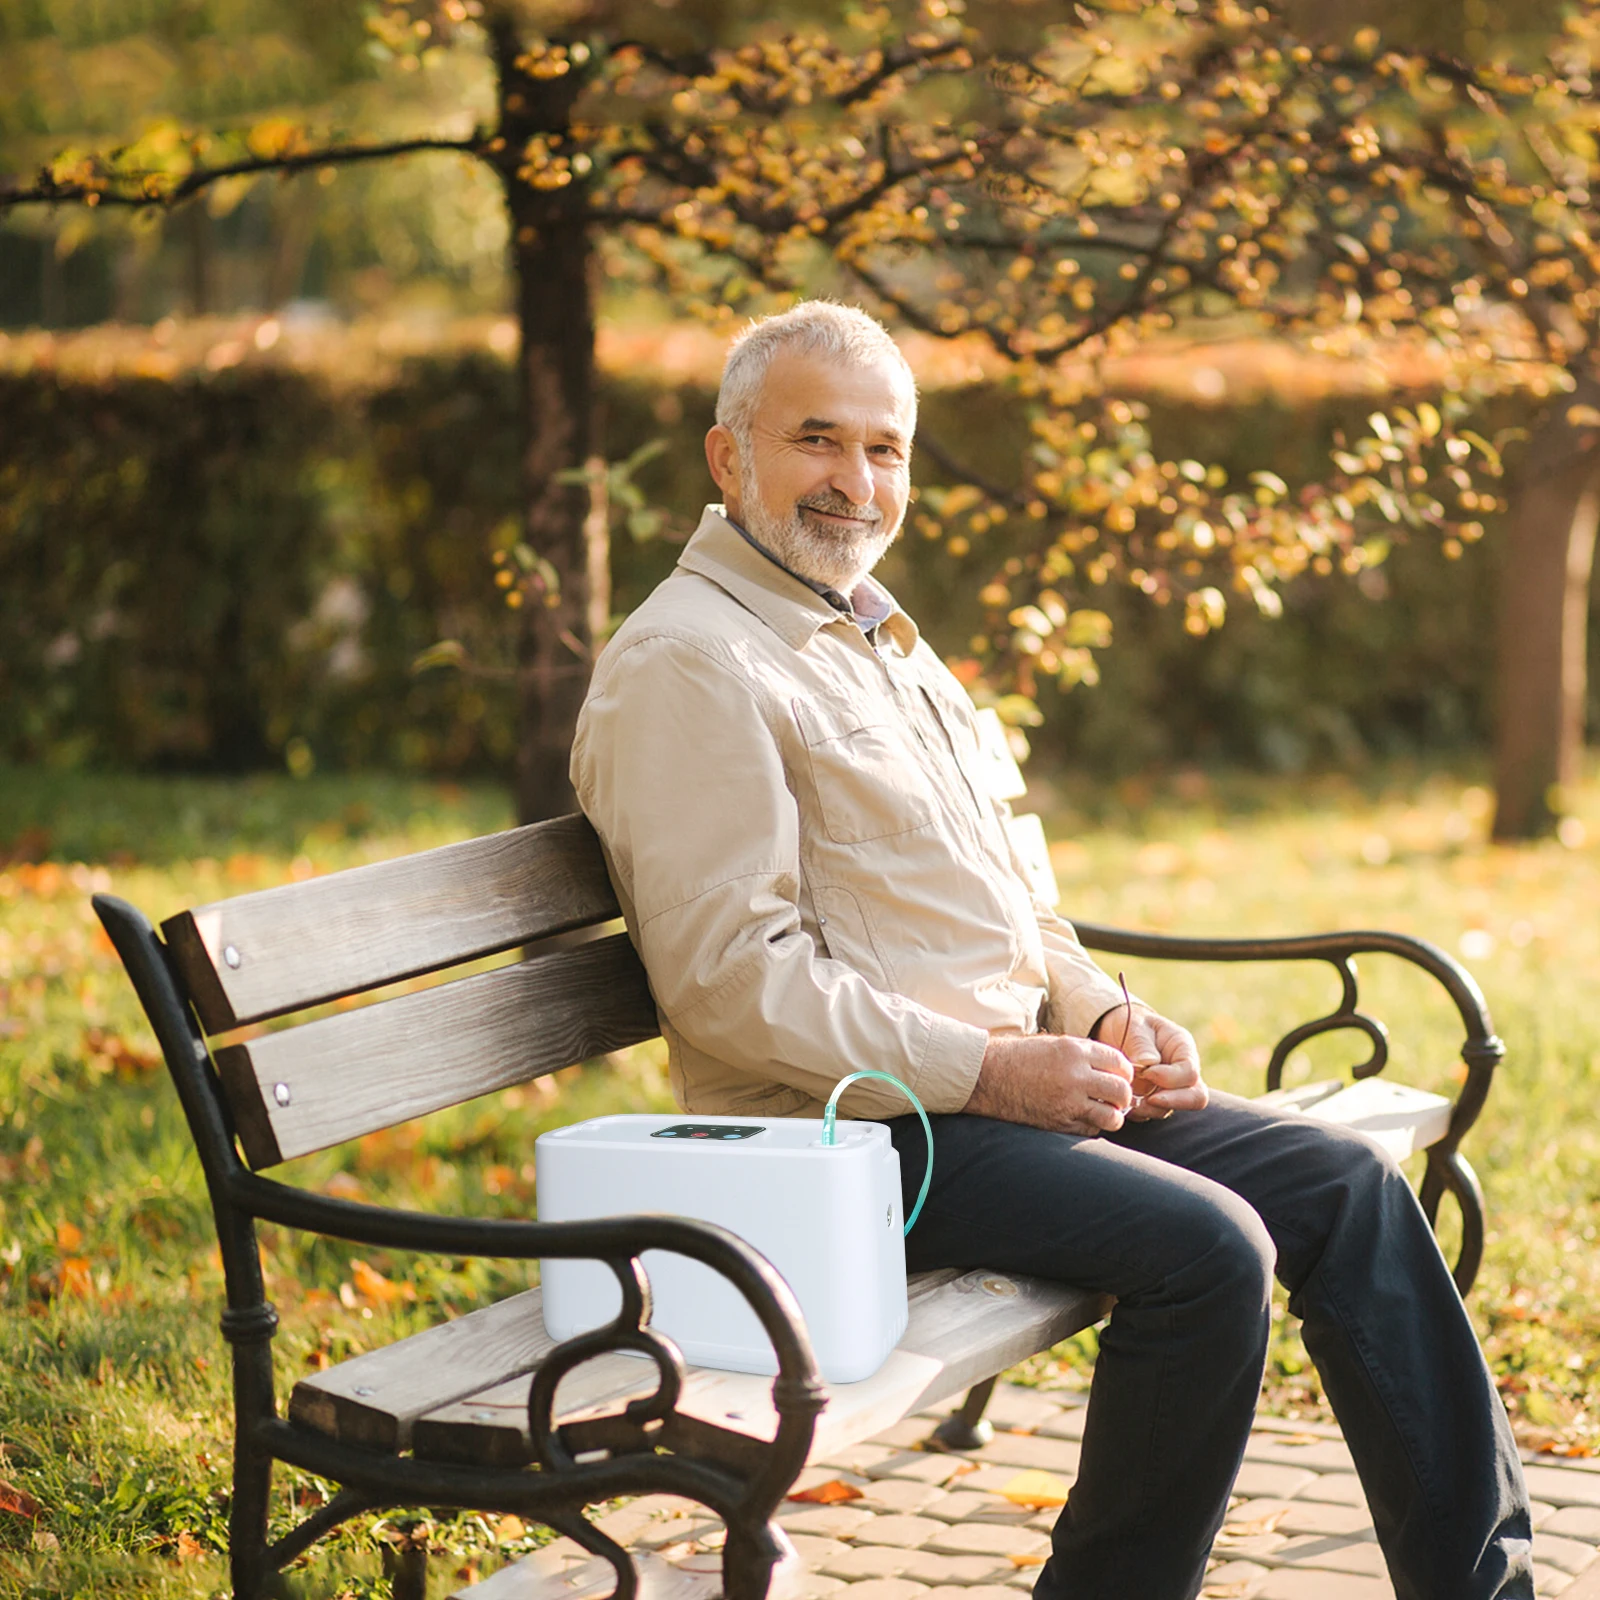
[518,1383,1600,1599]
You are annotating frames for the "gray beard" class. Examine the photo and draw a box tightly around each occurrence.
[742,484,899,595]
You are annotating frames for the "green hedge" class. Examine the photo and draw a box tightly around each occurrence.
[0,355,1525,781]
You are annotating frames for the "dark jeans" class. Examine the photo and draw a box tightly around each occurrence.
[885,1093,1532,1600]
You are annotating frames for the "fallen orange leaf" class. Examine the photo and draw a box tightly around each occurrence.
[787,1479,864,1505]
[0,1480,40,1519]
[352,1260,403,1299]
[55,1221,83,1253]
[81,1027,161,1075]
[175,1531,204,1562]
[495,1514,526,1542]
[59,1257,93,1297]
[998,1469,1072,1509]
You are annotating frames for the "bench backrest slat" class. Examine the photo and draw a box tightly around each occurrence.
[163,815,617,1032]
[215,933,658,1168]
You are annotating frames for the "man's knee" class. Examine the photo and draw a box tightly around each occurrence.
[1161,1183,1276,1317]
[1210,1195,1277,1299]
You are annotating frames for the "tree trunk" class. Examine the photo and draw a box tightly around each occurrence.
[1491,378,1600,840]
[185,203,213,316]
[490,19,600,823]
[265,176,318,309]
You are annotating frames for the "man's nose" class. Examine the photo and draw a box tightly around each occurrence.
[830,446,875,508]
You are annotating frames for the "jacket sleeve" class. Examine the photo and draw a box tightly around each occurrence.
[571,632,989,1118]
[1034,894,1130,1041]
[989,794,1127,1041]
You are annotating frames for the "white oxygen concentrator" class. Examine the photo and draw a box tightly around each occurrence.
[536,1113,908,1384]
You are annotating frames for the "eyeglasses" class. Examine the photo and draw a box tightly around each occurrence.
[1117,970,1144,1114]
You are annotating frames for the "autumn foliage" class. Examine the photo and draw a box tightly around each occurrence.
[7,0,1600,823]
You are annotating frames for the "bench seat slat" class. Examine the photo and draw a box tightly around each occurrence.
[288,1287,553,1451]
[1259,1077,1452,1162]
[215,934,658,1168]
[163,815,618,1033]
[405,1269,1110,1469]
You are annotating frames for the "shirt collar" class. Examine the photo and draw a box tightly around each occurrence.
[676,505,920,655]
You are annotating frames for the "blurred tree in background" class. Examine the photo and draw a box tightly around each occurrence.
[0,0,505,321]
[5,0,1600,838]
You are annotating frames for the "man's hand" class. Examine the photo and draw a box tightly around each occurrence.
[1090,1000,1209,1121]
[965,1032,1139,1136]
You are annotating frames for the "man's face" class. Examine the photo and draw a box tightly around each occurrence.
[706,349,916,594]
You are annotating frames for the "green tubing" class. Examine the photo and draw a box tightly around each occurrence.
[820,1070,933,1237]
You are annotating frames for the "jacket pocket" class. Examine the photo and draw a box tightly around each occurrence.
[793,696,937,844]
[812,883,896,993]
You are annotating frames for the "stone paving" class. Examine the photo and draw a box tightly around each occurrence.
[519,1383,1600,1599]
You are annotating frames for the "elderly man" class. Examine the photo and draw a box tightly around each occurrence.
[571,302,1532,1599]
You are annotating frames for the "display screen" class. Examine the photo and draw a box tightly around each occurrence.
[651,1123,766,1141]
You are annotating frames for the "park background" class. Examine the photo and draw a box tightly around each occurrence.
[4,0,1600,1594]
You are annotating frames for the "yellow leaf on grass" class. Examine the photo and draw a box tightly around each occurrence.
[55,1221,83,1253]
[998,1469,1072,1509]
[495,1514,525,1542]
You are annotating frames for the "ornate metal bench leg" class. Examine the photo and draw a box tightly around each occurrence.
[723,1524,787,1600]
[1421,1146,1487,1297]
[229,1444,275,1600]
[222,1304,280,1599]
[384,1536,429,1600]
[931,1376,998,1451]
[546,1511,640,1600]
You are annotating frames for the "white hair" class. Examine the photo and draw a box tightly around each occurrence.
[715,301,918,448]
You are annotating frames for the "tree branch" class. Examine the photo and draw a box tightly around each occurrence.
[0,134,486,210]
[830,39,970,108]
[914,432,1025,505]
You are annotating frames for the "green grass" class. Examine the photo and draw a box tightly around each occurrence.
[2,760,1598,1595]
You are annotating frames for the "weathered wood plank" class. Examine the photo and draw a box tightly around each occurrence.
[216,934,658,1169]
[410,1269,1109,1470]
[163,814,618,1033]
[1257,1077,1453,1162]
[288,1287,553,1452]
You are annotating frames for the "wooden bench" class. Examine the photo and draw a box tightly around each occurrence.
[91,812,1504,1600]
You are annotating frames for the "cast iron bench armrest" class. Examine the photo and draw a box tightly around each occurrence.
[1073,919,1505,1292]
[234,1169,824,1480]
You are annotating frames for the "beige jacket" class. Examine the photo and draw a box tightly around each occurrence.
[571,507,1127,1121]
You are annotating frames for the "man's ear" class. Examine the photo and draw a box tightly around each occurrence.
[705,424,743,516]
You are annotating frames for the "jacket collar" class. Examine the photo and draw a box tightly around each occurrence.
[676,505,920,656]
